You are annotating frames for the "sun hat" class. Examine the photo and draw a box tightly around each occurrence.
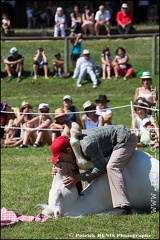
[54,108,66,119]
[38,103,50,110]
[10,47,18,55]
[63,95,72,101]
[142,118,151,126]
[95,95,110,103]
[50,136,69,163]
[121,3,128,8]
[1,102,7,111]
[140,71,152,79]
[57,7,63,11]
[21,101,32,111]
[83,49,90,55]
[83,100,93,110]
[134,100,149,112]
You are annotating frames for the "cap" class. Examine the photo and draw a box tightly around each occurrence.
[140,71,152,79]
[83,49,90,55]
[10,47,18,54]
[38,103,50,110]
[57,7,63,11]
[21,101,32,111]
[122,3,128,8]
[63,95,72,101]
[54,108,66,119]
[50,136,69,163]
[83,100,92,110]
[95,95,110,103]
[142,118,151,126]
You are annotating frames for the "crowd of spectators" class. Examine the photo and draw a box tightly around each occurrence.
[1,77,159,148]
[1,1,159,37]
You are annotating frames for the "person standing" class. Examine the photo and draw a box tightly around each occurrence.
[4,47,24,82]
[116,3,132,35]
[70,33,82,70]
[72,49,98,89]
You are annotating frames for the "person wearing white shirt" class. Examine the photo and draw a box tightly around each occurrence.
[95,94,112,125]
[54,7,66,37]
[72,49,98,89]
[95,5,111,36]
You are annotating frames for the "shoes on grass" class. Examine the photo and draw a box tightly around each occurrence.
[33,142,42,148]
[7,76,12,81]
[19,144,28,148]
[108,206,132,216]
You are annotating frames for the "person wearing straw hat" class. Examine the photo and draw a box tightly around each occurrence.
[134,71,158,109]
[95,95,112,125]
[50,108,71,141]
[81,100,104,129]
[72,49,98,88]
[19,103,52,148]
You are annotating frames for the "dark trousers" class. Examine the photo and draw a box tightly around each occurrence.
[117,23,132,35]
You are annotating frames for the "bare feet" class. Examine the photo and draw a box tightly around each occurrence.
[123,76,127,81]
[45,76,49,79]
[107,77,111,79]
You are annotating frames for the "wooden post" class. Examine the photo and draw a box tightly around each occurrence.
[152,34,157,75]
[64,37,69,73]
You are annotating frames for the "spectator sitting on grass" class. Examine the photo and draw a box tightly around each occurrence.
[19,103,52,148]
[62,95,82,127]
[81,100,104,129]
[112,46,134,81]
[50,108,71,141]
[4,47,24,82]
[101,47,113,80]
[32,48,49,83]
[4,101,35,148]
[72,49,98,89]
[137,118,159,148]
[52,52,64,77]
[95,94,112,125]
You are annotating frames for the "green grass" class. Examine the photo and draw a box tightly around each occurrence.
[1,38,159,239]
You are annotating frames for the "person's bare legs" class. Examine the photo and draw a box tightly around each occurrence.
[43,65,49,79]
[33,64,38,79]
[95,23,100,36]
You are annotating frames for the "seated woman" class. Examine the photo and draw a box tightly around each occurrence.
[54,7,66,37]
[131,100,159,145]
[101,47,113,79]
[112,47,134,80]
[62,95,82,128]
[81,5,95,35]
[134,71,158,109]
[81,100,104,129]
[4,101,35,148]
[70,5,82,34]
[19,103,52,148]
[50,108,71,141]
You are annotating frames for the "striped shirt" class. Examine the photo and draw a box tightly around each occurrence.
[79,125,131,182]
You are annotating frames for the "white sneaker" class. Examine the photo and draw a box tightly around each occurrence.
[76,84,82,88]
[93,84,97,88]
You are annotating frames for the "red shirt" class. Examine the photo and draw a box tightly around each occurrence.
[116,11,132,25]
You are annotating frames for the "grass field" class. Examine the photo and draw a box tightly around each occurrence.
[1,37,159,239]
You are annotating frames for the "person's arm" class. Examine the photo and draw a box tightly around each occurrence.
[42,51,47,62]
[98,115,104,127]
[103,112,112,124]
[74,106,83,128]
[4,58,16,65]
[81,114,86,129]
[134,88,139,103]
[74,33,82,46]
[112,56,118,67]
[120,55,129,65]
